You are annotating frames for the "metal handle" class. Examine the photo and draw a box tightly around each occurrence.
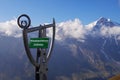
[23,29,39,67]
[46,18,55,62]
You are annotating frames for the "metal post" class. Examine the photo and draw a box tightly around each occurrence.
[35,27,41,80]
[17,14,55,80]
[40,28,47,80]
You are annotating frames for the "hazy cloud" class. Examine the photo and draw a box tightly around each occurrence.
[0,18,120,41]
[100,26,120,38]
[0,19,22,37]
[54,19,86,41]
[0,18,86,41]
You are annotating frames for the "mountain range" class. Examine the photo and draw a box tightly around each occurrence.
[0,17,120,80]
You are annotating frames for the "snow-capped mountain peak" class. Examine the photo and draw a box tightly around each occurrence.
[96,17,115,27]
[86,17,120,33]
[97,17,109,23]
[85,17,115,31]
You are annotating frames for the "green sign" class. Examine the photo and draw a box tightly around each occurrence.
[29,38,49,48]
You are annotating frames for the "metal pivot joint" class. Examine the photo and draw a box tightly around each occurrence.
[17,14,56,80]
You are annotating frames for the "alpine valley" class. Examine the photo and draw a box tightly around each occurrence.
[0,17,120,80]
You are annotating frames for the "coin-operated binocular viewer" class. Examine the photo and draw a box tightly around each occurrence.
[17,14,55,80]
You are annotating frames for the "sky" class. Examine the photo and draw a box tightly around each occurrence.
[0,0,120,26]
